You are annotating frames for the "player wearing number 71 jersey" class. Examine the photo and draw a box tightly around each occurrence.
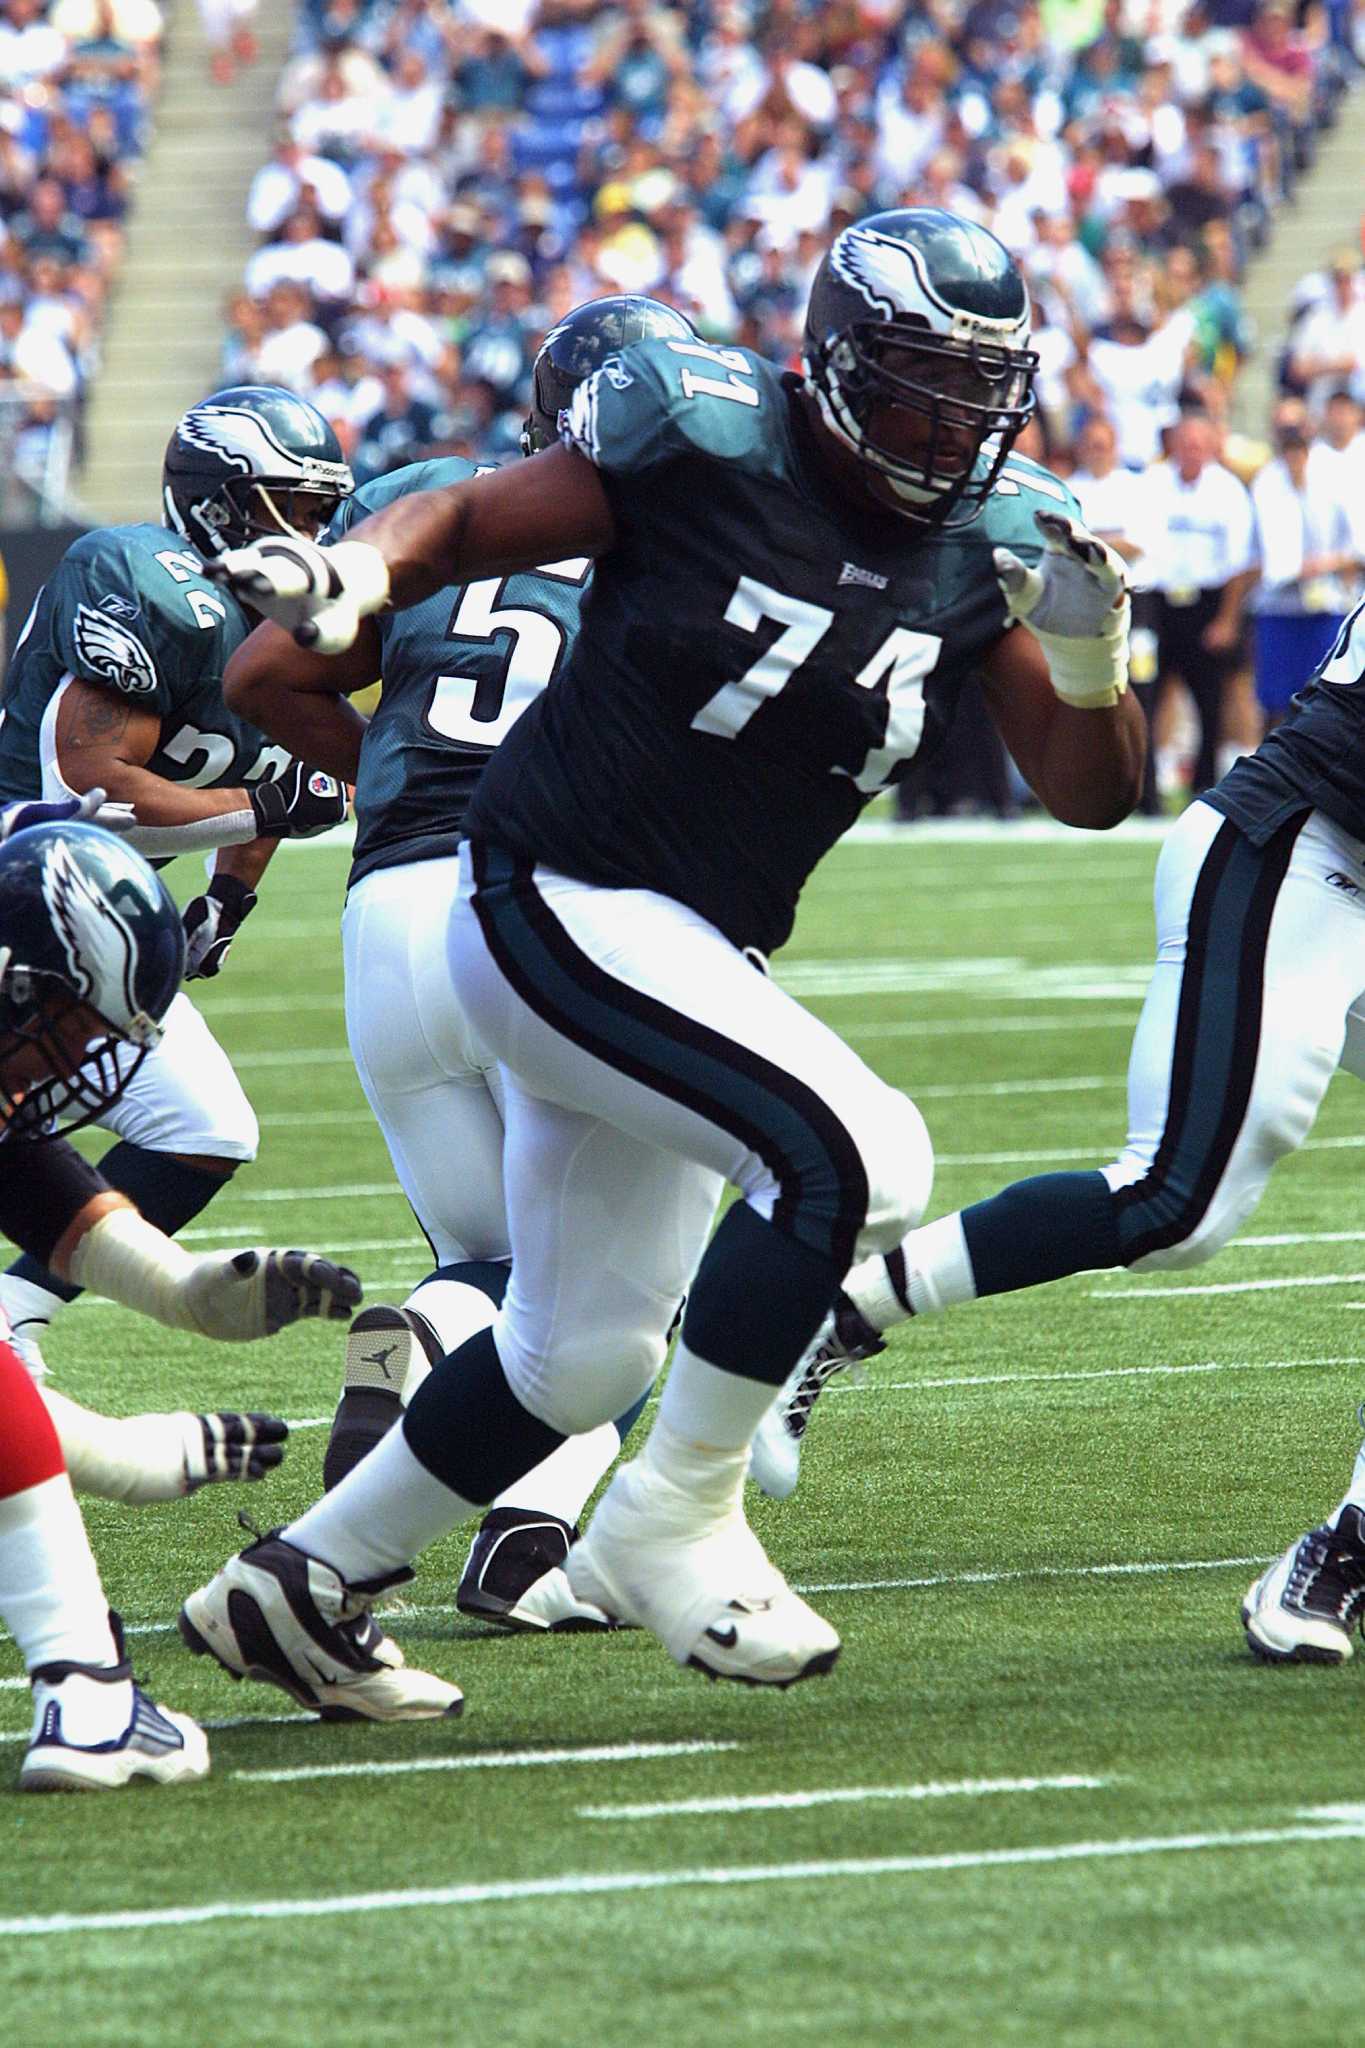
[193,212,1145,1710]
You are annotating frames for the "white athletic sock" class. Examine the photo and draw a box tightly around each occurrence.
[897,1213,978,1315]
[1331,1439,1365,1526]
[0,1272,63,1371]
[0,1472,122,1673]
[639,1341,774,1513]
[30,1669,138,1747]
[41,1388,195,1504]
[397,1273,501,1409]
[494,1421,620,1522]
[285,1423,481,1585]
[657,1341,777,1453]
[841,1252,909,1333]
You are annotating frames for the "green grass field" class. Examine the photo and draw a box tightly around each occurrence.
[5,817,1365,2048]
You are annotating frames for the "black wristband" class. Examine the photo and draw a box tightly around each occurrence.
[207,874,256,915]
[249,781,289,835]
[0,1135,109,1267]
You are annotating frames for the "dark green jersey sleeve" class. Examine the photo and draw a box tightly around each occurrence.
[46,526,239,717]
[562,337,775,478]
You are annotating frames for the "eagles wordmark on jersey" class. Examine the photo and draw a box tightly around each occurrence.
[331,460,592,890]
[0,526,293,809]
[465,335,1079,955]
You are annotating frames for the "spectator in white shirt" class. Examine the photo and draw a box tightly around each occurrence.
[246,132,352,238]
[0,293,76,399]
[1075,273,1192,469]
[1251,398,1361,726]
[1069,411,1161,813]
[244,204,355,309]
[1145,410,1258,794]
[253,279,329,393]
[1308,387,1365,541]
[0,0,68,86]
[1289,251,1365,415]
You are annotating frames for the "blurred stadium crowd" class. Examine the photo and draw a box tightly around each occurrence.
[3,0,1365,790]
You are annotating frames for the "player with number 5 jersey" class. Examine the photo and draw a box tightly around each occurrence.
[193,213,1145,1715]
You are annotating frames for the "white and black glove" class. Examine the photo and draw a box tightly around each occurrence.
[203,534,390,656]
[179,1247,363,1340]
[68,1209,364,1341]
[994,509,1131,709]
[183,873,258,979]
[0,786,114,840]
[249,759,347,839]
[182,1410,288,1491]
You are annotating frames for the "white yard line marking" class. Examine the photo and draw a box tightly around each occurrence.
[578,1775,1108,1821]
[911,1076,1116,1100]
[798,1556,1269,1595]
[233,1740,741,1787]
[2,1818,1358,1940]
[1095,1273,1365,1300]
[847,1353,1365,1397]
[0,1710,315,1747]
[852,1014,1139,1039]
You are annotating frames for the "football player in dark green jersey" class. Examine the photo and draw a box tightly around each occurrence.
[225,299,719,1649]
[185,211,1145,1711]
[0,386,352,1506]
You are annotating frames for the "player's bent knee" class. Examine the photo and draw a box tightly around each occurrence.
[858,1091,934,1255]
[498,1326,664,1439]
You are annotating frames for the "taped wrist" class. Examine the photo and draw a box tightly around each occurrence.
[67,1207,201,1329]
[1037,595,1131,710]
[117,809,258,855]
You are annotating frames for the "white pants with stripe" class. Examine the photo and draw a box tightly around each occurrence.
[342,859,511,1265]
[450,848,932,1436]
[1102,799,1365,1268]
[95,992,256,1160]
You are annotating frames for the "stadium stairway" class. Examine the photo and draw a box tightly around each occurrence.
[76,0,293,526]
[1234,80,1365,432]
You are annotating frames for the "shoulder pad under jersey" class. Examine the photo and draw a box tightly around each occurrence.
[562,336,785,477]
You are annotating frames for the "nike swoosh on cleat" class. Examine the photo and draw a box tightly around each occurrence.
[705,1624,739,1648]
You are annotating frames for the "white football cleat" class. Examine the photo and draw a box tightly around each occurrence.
[565,1460,839,1687]
[1243,1506,1365,1664]
[20,1624,209,1793]
[750,1298,884,1501]
[179,1530,463,1721]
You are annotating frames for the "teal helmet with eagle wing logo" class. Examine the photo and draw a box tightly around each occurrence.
[0,823,184,1139]
[162,384,355,558]
[802,208,1037,528]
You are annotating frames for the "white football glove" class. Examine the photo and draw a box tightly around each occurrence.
[0,786,115,840]
[994,509,1131,709]
[175,1247,364,1341]
[203,535,390,655]
[69,1209,363,1340]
